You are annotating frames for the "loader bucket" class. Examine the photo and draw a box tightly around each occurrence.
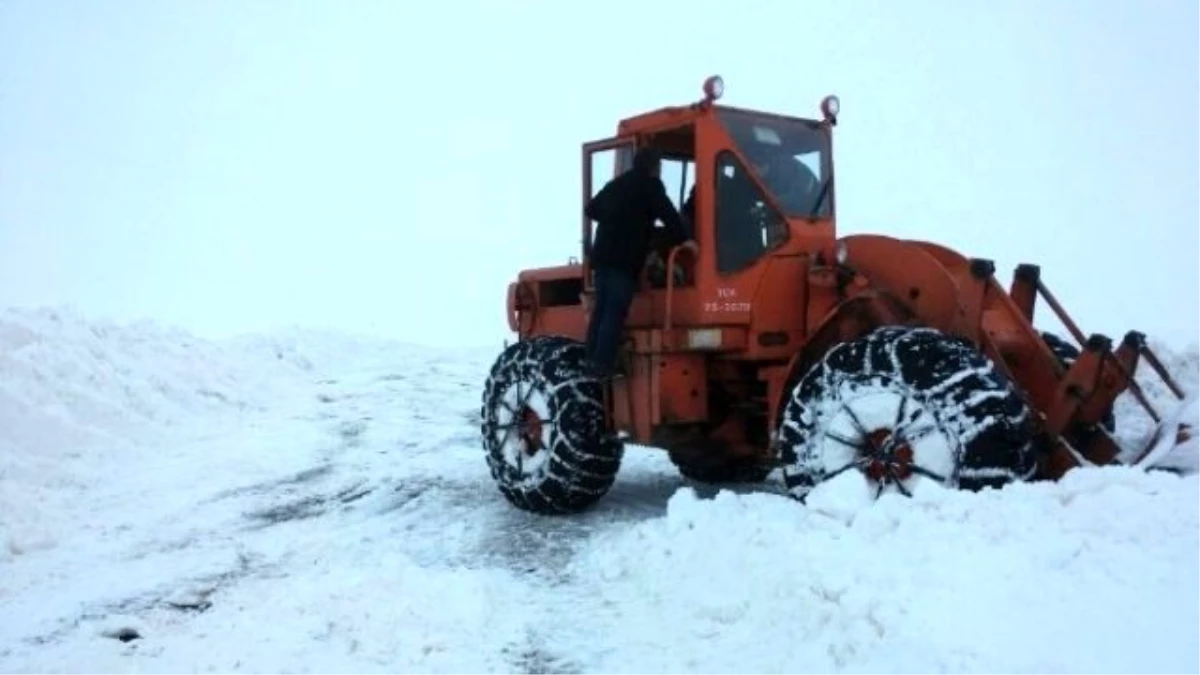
[999,262,1197,478]
[1133,393,1199,474]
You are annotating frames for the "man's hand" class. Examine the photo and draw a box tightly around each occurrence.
[668,240,698,287]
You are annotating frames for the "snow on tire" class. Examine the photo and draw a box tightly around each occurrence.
[480,335,622,514]
[776,326,1037,501]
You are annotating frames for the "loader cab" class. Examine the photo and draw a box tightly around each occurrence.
[708,107,835,273]
[581,84,838,290]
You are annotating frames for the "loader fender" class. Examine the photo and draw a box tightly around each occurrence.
[840,234,972,337]
[770,235,972,434]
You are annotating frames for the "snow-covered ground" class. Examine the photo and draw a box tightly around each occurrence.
[1,307,1197,673]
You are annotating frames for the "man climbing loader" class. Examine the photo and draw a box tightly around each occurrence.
[583,146,695,379]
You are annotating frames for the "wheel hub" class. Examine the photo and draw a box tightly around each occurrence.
[489,376,553,475]
[518,405,544,454]
[863,428,914,482]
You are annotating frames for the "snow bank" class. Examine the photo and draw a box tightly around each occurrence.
[1136,390,1200,474]
[566,468,1199,673]
[1108,333,1195,458]
[0,307,480,561]
[0,308,302,440]
[0,308,314,558]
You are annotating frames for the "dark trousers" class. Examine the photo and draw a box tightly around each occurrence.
[585,267,637,375]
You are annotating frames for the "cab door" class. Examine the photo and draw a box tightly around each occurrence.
[580,137,634,293]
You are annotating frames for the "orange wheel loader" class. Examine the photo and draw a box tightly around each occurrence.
[479,76,1194,515]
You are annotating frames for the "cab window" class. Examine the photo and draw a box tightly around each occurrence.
[715,151,788,274]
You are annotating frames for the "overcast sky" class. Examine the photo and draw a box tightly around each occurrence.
[1,0,1196,349]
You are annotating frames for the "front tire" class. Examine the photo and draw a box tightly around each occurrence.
[777,326,1037,501]
[480,336,623,514]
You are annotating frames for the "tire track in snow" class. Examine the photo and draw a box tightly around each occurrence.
[291,360,690,580]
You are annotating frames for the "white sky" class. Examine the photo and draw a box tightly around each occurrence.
[1,0,1196,349]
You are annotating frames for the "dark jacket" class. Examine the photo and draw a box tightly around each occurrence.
[585,153,689,279]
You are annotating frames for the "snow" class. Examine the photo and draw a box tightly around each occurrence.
[1,307,1197,673]
[567,471,1198,674]
[1136,391,1200,474]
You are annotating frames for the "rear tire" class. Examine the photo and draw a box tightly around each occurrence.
[777,326,1037,501]
[480,336,623,514]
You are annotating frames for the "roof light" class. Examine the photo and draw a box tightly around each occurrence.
[820,95,840,122]
[703,75,725,102]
